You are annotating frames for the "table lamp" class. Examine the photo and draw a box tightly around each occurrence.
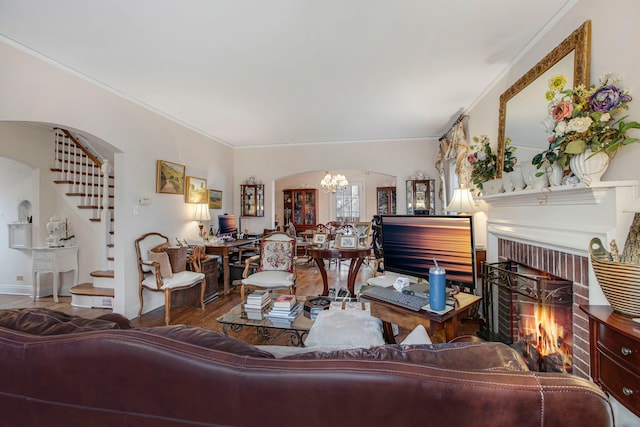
[192,203,211,238]
[446,187,477,215]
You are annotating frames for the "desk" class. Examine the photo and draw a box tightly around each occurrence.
[308,246,371,296]
[365,291,481,343]
[32,246,78,302]
[205,239,259,295]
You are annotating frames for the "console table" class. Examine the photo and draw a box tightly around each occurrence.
[308,246,371,296]
[32,246,78,302]
[580,305,640,417]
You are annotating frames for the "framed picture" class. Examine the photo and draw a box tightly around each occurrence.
[312,232,328,245]
[337,234,357,249]
[209,189,222,209]
[185,176,208,204]
[156,160,185,194]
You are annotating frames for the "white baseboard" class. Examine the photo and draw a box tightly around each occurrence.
[0,284,31,296]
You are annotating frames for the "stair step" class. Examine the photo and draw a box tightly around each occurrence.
[69,283,114,309]
[69,283,114,297]
[91,270,114,279]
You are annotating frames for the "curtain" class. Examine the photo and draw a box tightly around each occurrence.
[435,117,469,211]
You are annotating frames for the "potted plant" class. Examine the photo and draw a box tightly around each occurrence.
[532,73,640,181]
[468,135,516,194]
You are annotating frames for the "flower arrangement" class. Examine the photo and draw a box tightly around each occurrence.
[468,135,517,191]
[532,73,640,172]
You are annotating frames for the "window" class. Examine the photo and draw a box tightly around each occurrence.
[335,183,361,223]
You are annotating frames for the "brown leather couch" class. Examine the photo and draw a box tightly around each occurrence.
[0,308,612,427]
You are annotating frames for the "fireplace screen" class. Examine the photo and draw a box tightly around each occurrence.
[480,261,573,373]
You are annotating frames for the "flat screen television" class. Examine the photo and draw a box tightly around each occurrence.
[381,215,476,290]
[218,214,237,236]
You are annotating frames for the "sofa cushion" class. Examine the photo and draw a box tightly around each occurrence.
[137,325,275,358]
[0,308,124,335]
[284,341,530,371]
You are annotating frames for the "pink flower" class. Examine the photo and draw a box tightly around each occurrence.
[552,101,573,122]
[467,153,477,164]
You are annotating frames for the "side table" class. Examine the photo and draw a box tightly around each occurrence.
[580,305,640,418]
[32,246,78,302]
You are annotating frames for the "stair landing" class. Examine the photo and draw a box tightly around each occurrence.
[69,282,114,309]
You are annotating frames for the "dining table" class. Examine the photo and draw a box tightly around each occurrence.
[307,246,372,296]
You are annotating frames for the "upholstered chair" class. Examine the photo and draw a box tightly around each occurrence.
[240,232,296,301]
[135,232,206,325]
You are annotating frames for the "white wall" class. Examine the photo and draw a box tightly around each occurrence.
[0,42,234,318]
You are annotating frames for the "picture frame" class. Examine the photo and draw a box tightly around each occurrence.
[185,176,208,204]
[208,189,222,209]
[156,160,185,194]
[336,234,357,249]
[354,221,372,245]
[312,232,328,245]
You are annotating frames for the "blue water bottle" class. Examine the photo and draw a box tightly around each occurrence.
[429,259,446,311]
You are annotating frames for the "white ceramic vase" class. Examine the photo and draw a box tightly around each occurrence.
[546,163,564,186]
[570,149,610,184]
[510,166,526,191]
[482,178,503,195]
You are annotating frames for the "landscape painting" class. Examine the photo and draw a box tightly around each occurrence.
[156,160,185,194]
[186,176,208,204]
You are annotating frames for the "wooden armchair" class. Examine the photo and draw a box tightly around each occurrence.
[240,232,296,301]
[135,232,206,325]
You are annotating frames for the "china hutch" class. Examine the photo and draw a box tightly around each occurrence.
[406,179,435,215]
[376,187,397,215]
[282,189,317,232]
[240,184,264,217]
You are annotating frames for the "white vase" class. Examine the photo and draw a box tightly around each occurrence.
[546,163,564,186]
[482,178,503,195]
[570,149,610,184]
[510,166,526,191]
[501,171,514,192]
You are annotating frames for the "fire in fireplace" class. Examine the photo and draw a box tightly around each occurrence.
[480,261,573,373]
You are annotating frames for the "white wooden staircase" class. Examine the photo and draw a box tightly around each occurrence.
[50,128,115,308]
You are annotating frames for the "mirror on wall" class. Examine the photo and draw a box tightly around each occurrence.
[496,20,591,177]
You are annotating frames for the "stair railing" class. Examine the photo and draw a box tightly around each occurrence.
[53,128,113,269]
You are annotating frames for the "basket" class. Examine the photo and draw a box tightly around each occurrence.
[589,237,640,317]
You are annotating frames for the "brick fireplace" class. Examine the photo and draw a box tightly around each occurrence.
[481,181,637,379]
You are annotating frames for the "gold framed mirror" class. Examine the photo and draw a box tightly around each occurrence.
[496,20,591,177]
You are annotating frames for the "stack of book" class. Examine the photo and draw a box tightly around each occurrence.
[244,290,271,320]
[266,295,301,324]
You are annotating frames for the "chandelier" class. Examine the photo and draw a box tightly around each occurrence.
[320,172,348,193]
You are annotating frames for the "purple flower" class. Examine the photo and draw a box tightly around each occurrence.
[589,85,632,112]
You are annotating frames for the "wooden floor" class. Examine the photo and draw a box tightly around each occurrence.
[0,257,479,344]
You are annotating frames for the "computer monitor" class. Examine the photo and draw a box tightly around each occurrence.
[218,214,237,236]
[381,215,476,290]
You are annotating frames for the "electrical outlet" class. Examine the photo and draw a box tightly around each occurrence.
[16,275,23,281]
[133,204,140,216]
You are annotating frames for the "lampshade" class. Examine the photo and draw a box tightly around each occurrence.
[446,187,477,215]
[192,203,211,222]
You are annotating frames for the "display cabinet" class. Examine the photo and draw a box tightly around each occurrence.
[241,184,264,217]
[376,187,397,215]
[283,189,317,232]
[406,179,435,215]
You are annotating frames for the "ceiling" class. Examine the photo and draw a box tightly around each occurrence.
[0,0,575,148]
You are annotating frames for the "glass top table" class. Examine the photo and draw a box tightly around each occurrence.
[217,295,314,347]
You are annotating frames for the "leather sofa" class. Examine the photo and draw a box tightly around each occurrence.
[0,308,612,426]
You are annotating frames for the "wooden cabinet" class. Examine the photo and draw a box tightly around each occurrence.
[376,187,396,215]
[406,179,435,215]
[580,305,640,417]
[174,256,220,305]
[283,189,317,232]
[241,184,264,217]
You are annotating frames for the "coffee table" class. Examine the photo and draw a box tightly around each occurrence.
[217,296,314,347]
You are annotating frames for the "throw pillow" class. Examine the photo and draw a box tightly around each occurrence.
[305,310,384,348]
[148,250,173,278]
[150,242,170,253]
[259,239,294,272]
[400,324,432,345]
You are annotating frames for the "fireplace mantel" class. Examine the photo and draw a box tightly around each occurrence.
[476,180,638,207]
